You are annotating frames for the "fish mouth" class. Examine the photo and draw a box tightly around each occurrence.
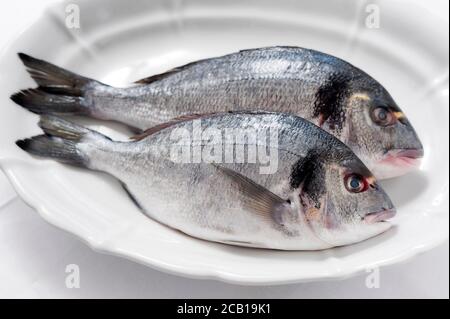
[381,148,424,167]
[393,148,424,160]
[372,148,423,179]
[364,208,397,224]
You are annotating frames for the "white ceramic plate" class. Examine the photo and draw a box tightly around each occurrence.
[0,0,448,285]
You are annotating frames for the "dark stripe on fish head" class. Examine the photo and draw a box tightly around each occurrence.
[289,151,342,234]
[313,73,351,132]
[289,151,326,210]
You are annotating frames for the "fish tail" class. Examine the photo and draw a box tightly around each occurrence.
[11,88,88,116]
[11,53,103,116]
[16,135,88,167]
[16,115,109,168]
[17,53,94,95]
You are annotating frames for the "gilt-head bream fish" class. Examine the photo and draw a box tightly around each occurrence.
[16,113,396,250]
[11,47,423,179]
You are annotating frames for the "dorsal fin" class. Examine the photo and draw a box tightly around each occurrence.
[130,113,212,141]
[134,68,184,85]
[130,111,276,141]
[134,58,214,85]
[134,47,304,85]
[133,47,271,85]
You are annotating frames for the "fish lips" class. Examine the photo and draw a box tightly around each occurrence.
[391,148,423,159]
[373,148,424,179]
[364,208,397,224]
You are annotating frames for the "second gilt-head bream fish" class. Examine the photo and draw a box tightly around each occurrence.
[16,112,396,250]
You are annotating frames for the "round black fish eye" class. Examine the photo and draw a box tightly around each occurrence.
[371,106,396,126]
[344,174,369,193]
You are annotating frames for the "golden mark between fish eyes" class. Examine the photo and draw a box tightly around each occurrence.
[393,111,405,120]
[349,92,371,102]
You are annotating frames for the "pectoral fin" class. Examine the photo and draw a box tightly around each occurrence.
[213,165,292,225]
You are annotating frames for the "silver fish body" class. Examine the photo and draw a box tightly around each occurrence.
[12,47,424,179]
[17,113,396,250]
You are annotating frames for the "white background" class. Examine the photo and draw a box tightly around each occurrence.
[0,0,448,298]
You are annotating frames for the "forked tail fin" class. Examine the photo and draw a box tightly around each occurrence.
[17,53,94,95]
[16,116,110,168]
[11,88,88,116]
[11,53,106,116]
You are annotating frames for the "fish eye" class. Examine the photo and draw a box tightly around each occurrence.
[370,106,396,127]
[344,174,369,193]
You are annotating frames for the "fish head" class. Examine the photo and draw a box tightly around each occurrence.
[293,151,396,247]
[343,79,424,179]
